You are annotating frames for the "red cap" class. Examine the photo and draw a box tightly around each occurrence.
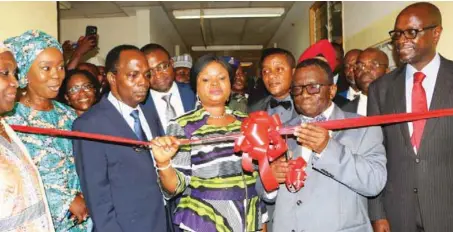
[297,39,338,71]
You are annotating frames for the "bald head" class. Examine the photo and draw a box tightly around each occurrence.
[359,48,389,66]
[397,2,442,27]
[355,48,389,95]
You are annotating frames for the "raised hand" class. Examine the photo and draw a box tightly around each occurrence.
[294,123,330,154]
[150,136,180,167]
[74,35,97,56]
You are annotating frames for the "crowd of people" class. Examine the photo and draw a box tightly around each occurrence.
[1,2,452,232]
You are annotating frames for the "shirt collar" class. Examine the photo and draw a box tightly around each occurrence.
[108,92,140,116]
[406,52,440,80]
[150,81,177,97]
[300,102,335,121]
[348,86,361,96]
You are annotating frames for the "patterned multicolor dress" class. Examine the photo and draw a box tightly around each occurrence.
[5,101,92,232]
[164,107,267,232]
[0,119,54,232]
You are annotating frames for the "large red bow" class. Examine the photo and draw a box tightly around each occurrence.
[285,157,307,192]
[234,111,288,192]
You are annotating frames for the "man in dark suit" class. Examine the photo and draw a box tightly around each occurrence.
[342,48,388,115]
[140,44,196,135]
[73,45,167,232]
[140,44,195,232]
[368,2,453,231]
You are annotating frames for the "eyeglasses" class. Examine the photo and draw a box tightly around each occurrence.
[150,62,171,76]
[67,83,95,95]
[291,83,330,96]
[389,25,438,40]
[356,61,388,71]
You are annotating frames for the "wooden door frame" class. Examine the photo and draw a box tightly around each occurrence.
[309,1,326,45]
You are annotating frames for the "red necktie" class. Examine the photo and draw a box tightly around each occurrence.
[411,72,428,150]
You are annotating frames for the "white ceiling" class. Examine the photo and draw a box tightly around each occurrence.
[59,1,295,71]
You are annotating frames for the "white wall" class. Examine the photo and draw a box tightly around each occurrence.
[147,6,187,56]
[343,2,410,41]
[60,16,138,59]
[0,2,58,41]
[59,6,187,61]
[268,1,313,59]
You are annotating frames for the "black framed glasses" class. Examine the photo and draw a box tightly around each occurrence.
[150,62,171,76]
[356,61,388,71]
[389,25,438,40]
[291,83,330,96]
[67,83,95,95]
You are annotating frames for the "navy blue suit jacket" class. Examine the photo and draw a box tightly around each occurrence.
[73,96,167,232]
[143,82,196,135]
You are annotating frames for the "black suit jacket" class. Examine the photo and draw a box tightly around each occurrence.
[367,56,453,231]
[341,96,359,114]
[73,96,167,232]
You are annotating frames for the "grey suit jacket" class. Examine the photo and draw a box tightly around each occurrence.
[261,105,387,232]
[367,56,453,231]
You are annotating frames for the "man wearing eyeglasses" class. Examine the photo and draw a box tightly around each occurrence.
[367,2,453,232]
[140,44,196,135]
[342,48,389,116]
[261,58,386,232]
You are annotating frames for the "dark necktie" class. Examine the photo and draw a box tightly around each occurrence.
[411,72,427,151]
[270,98,292,110]
[130,109,148,141]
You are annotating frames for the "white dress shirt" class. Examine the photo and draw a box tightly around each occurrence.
[357,93,368,116]
[405,53,440,137]
[346,86,361,101]
[150,82,185,132]
[108,93,154,140]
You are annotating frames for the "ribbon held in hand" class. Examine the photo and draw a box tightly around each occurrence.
[285,157,307,193]
[234,111,288,192]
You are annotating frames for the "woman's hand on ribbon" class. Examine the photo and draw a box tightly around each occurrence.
[294,123,330,154]
[150,136,180,167]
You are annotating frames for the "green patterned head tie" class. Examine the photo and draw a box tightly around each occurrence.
[4,30,62,88]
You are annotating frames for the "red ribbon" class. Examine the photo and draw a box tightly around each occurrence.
[233,111,288,192]
[9,108,453,192]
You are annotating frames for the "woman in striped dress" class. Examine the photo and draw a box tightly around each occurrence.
[152,54,267,232]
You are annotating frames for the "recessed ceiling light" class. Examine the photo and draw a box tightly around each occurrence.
[173,8,285,19]
[191,45,263,51]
